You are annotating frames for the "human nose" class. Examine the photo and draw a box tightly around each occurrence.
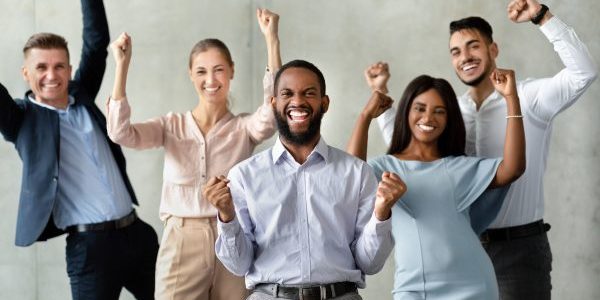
[206,71,216,84]
[459,48,472,64]
[46,68,56,79]
[289,94,307,106]
[421,110,435,122]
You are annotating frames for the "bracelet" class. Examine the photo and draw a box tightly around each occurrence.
[506,115,523,119]
[531,4,549,25]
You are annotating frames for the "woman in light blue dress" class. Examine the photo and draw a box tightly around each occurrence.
[347,69,525,299]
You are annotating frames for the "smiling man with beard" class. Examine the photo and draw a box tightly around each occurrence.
[204,59,404,300]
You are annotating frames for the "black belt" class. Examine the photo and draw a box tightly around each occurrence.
[66,210,137,233]
[254,282,357,300]
[480,220,550,243]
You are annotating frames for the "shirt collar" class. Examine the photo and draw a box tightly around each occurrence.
[271,136,330,165]
[28,95,75,113]
[460,89,502,111]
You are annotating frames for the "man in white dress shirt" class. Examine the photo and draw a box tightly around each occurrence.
[371,1,597,299]
[204,59,404,300]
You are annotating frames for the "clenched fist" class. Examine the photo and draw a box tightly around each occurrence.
[373,172,406,221]
[364,62,390,94]
[203,175,236,222]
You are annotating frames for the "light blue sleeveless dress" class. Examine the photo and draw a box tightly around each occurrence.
[369,155,502,300]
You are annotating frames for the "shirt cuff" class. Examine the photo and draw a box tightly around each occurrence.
[539,16,568,41]
[107,96,128,107]
[217,214,242,236]
[365,212,393,236]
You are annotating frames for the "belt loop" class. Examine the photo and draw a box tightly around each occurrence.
[331,283,336,298]
[320,285,327,300]
[272,284,278,297]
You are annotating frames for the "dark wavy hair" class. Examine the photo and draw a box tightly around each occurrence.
[387,75,465,157]
[449,16,494,44]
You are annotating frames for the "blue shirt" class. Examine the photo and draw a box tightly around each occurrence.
[369,155,503,300]
[29,97,133,229]
[216,137,394,289]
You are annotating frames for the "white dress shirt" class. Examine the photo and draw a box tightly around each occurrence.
[216,137,394,289]
[377,16,597,228]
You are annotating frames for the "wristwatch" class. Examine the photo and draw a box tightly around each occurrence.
[531,4,549,25]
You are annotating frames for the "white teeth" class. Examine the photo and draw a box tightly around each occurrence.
[204,87,219,92]
[418,124,435,131]
[462,64,477,71]
[44,83,59,88]
[288,110,309,123]
[289,111,308,117]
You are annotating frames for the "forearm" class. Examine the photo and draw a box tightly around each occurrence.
[0,83,23,142]
[495,96,525,187]
[540,15,598,92]
[266,36,281,72]
[106,99,165,149]
[76,0,109,99]
[353,215,394,275]
[246,71,277,142]
[215,217,254,276]
[377,107,396,146]
[346,114,372,161]
[112,63,129,100]
[81,0,110,49]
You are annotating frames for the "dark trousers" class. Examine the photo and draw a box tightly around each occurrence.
[65,218,159,300]
[483,231,553,300]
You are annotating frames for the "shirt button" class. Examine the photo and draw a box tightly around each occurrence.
[52,177,58,182]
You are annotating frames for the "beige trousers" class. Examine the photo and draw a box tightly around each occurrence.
[155,216,248,300]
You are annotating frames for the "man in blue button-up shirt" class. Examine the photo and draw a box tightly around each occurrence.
[0,1,158,299]
[205,60,405,300]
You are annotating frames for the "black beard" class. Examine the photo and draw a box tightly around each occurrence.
[458,57,493,87]
[458,71,488,87]
[274,106,324,146]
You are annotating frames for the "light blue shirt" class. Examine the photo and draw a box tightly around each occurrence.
[216,137,394,289]
[369,155,502,300]
[29,97,133,229]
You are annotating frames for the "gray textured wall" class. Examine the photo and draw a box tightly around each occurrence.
[0,1,598,299]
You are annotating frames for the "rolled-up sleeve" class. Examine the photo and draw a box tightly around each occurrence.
[244,71,276,143]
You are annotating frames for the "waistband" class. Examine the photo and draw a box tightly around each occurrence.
[66,210,137,234]
[254,282,357,300]
[166,215,218,227]
[480,220,550,243]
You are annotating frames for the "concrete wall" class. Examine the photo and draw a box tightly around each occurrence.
[0,0,598,299]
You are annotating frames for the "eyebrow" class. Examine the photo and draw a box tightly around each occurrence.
[449,38,480,53]
[413,101,446,109]
[195,64,225,70]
